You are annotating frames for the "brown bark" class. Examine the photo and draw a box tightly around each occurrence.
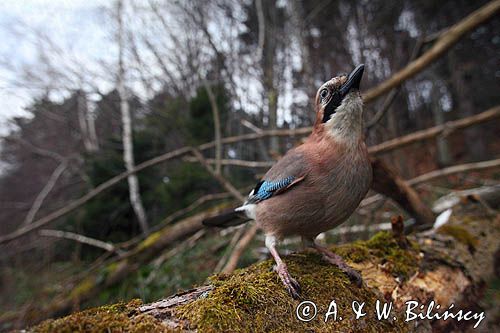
[3,157,442,326]
[371,158,436,226]
[359,158,500,213]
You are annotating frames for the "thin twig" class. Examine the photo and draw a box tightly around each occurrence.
[190,148,245,202]
[144,229,207,285]
[0,146,192,245]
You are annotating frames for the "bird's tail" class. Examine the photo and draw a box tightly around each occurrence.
[202,209,249,228]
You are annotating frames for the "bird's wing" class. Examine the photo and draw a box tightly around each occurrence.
[245,149,307,204]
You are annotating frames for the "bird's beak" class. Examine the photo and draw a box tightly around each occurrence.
[339,64,365,97]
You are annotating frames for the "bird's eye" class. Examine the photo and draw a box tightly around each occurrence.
[320,89,329,101]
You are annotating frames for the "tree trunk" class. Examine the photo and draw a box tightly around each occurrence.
[262,0,279,155]
[77,91,99,153]
[203,82,222,175]
[117,0,149,235]
[431,84,452,166]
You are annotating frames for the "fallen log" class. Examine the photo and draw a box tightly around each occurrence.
[24,198,498,332]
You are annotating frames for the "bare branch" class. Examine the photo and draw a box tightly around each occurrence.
[8,137,65,162]
[363,0,500,103]
[254,0,265,63]
[364,36,425,130]
[39,229,116,252]
[0,146,192,245]
[240,119,263,134]
[221,224,259,274]
[368,105,500,155]
[213,225,247,273]
[162,193,233,225]
[358,158,500,211]
[22,160,68,226]
[407,158,500,186]
[183,156,273,168]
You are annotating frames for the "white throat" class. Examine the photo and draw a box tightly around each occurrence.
[324,93,364,143]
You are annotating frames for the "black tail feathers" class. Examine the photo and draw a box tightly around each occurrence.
[202,209,249,228]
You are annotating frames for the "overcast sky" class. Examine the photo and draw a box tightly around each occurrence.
[0,0,110,135]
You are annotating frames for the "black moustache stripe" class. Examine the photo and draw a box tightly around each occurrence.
[322,93,342,123]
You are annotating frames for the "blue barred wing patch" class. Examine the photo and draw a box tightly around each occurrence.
[252,176,295,201]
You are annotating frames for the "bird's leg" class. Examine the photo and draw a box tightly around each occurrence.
[265,235,301,298]
[303,237,362,287]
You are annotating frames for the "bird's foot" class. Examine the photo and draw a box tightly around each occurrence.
[317,248,362,287]
[274,263,301,299]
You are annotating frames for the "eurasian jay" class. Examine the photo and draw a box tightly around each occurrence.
[203,64,372,298]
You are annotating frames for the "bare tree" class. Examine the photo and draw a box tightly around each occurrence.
[117,0,149,234]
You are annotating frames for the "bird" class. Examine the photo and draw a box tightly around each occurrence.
[203,64,373,298]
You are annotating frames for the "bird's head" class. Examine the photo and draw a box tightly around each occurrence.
[313,64,365,141]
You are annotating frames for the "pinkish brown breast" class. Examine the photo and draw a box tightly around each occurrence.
[255,137,372,239]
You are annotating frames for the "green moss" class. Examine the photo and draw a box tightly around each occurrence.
[137,231,162,251]
[363,231,420,278]
[174,232,414,332]
[335,243,370,263]
[30,300,171,333]
[30,232,419,332]
[437,225,479,249]
[336,232,420,279]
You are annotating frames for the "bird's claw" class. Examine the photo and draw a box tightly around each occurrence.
[274,263,301,299]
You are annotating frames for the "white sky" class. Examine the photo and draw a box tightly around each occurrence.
[0,0,111,135]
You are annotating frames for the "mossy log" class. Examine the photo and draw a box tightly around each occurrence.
[1,158,436,329]
[26,199,499,332]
